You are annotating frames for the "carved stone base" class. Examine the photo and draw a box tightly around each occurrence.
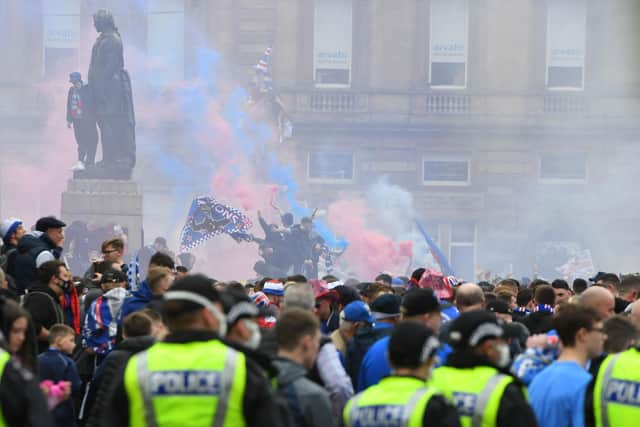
[60,179,143,250]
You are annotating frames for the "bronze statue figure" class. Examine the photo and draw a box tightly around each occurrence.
[83,9,136,180]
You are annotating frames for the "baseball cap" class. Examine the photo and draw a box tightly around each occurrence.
[341,301,375,324]
[163,274,226,335]
[486,299,513,315]
[401,288,441,317]
[69,71,82,82]
[315,289,339,302]
[391,277,406,287]
[448,310,504,349]
[370,294,401,320]
[163,274,221,314]
[35,216,66,232]
[1,217,22,244]
[388,321,440,368]
[100,269,127,285]
[262,280,284,296]
[589,272,607,283]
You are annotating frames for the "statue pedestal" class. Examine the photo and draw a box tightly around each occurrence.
[61,179,143,250]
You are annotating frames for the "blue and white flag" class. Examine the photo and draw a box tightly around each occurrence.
[179,196,254,252]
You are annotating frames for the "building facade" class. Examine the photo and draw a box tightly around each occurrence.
[1,0,639,278]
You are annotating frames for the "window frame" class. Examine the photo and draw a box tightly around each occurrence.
[421,155,471,187]
[313,0,353,89]
[41,0,81,78]
[538,152,588,184]
[428,0,469,90]
[545,0,587,91]
[307,151,355,184]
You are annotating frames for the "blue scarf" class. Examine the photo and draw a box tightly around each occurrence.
[534,304,554,314]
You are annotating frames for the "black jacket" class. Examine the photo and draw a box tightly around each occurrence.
[444,352,538,427]
[518,311,554,335]
[22,284,64,353]
[1,356,53,427]
[85,336,156,426]
[345,324,393,388]
[13,233,61,294]
[99,330,287,427]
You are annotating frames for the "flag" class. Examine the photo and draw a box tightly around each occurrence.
[254,46,273,93]
[249,46,293,142]
[179,196,254,253]
[415,220,455,277]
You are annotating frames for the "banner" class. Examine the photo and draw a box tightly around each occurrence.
[179,196,254,252]
[430,0,467,64]
[546,0,586,68]
[313,0,352,71]
[43,0,80,49]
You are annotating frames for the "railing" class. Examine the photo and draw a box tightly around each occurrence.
[307,91,367,113]
[543,94,587,114]
[425,93,471,114]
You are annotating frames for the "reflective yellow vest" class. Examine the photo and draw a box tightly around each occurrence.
[343,376,437,427]
[124,340,247,427]
[429,365,515,427]
[0,350,9,427]
[593,348,640,427]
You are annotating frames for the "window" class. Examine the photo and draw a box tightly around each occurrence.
[546,0,586,90]
[308,152,354,182]
[539,152,587,182]
[42,0,80,77]
[147,0,185,81]
[423,157,470,186]
[449,223,475,281]
[313,0,352,87]
[429,0,468,88]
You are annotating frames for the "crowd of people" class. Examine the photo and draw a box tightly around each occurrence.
[0,214,639,427]
[252,209,337,280]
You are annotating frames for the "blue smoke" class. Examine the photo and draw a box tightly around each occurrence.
[267,154,348,250]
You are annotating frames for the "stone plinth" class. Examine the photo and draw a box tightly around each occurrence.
[61,179,143,250]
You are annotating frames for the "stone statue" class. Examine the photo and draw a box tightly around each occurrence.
[83,9,136,180]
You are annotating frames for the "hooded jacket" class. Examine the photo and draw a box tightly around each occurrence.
[82,287,128,355]
[22,283,65,354]
[273,357,336,427]
[13,232,62,294]
[119,279,152,321]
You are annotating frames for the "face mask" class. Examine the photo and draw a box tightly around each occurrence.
[496,343,511,368]
[243,319,262,350]
[210,305,227,337]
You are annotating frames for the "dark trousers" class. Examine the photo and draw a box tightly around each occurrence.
[97,116,136,168]
[73,119,99,164]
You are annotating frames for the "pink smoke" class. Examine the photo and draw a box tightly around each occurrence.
[327,199,412,278]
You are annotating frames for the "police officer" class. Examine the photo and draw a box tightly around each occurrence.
[429,310,537,427]
[588,345,640,427]
[0,299,52,427]
[343,321,461,427]
[102,274,286,427]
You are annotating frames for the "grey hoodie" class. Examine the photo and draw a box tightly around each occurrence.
[273,357,336,427]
